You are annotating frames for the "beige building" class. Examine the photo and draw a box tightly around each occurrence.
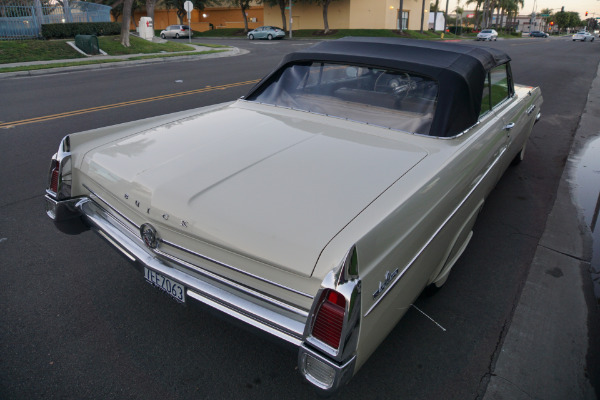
[263,0,429,31]
[132,0,430,32]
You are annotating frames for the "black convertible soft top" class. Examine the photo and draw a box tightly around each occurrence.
[247,37,512,137]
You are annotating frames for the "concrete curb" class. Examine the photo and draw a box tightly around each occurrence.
[482,58,600,400]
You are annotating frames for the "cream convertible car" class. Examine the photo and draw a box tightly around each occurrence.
[45,38,542,393]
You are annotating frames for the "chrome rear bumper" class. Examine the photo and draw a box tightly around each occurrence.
[44,194,356,392]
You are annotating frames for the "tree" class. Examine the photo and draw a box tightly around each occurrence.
[220,0,255,33]
[553,11,581,32]
[431,0,440,31]
[263,0,287,31]
[145,0,158,23]
[454,4,463,34]
[307,0,342,34]
[466,0,483,30]
[419,0,425,33]
[163,0,218,27]
[120,0,134,46]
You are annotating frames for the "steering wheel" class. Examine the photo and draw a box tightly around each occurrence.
[374,72,413,100]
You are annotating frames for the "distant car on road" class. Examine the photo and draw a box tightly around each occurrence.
[572,31,594,42]
[477,29,498,41]
[247,26,285,40]
[530,31,549,38]
[160,25,192,39]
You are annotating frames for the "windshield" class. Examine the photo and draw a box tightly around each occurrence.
[481,30,492,33]
[246,62,438,135]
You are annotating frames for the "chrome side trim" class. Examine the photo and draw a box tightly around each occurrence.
[75,197,308,345]
[83,184,140,230]
[157,249,309,317]
[82,184,313,300]
[162,239,314,300]
[364,144,508,317]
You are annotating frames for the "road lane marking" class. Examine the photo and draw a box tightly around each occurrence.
[0,79,260,129]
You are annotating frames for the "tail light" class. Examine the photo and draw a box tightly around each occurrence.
[311,289,346,349]
[49,159,60,194]
[46,136,72,200]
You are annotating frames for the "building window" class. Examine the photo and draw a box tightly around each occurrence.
[397,11,408,30]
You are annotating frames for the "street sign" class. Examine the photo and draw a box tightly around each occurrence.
[540,14,550,17]
[184,1,193,44]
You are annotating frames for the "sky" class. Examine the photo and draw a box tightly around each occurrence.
[443,0,600,19]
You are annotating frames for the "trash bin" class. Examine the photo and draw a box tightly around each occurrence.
[139,17,154,40]
[75,35,99,55]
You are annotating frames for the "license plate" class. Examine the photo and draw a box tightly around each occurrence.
[144,268,185,303]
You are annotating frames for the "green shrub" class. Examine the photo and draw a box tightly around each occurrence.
[41,22,121,39]
[447,26,473,34]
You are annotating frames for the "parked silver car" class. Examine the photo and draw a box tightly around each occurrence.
[477,29,498,41]
[160,25,192,39]
[247,26,285,40]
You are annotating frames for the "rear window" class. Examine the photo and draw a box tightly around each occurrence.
[247,62,438,135]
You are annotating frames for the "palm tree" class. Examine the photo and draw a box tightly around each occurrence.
[431,0,440,31]
[466,0,484,30]
[455,4,464,34]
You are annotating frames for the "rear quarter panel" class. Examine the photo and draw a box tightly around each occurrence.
[345,86,542,372]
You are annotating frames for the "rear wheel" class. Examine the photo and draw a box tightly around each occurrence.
[175,33,180,39]
[267,34,273,40]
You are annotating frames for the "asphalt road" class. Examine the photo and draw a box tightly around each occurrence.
[0,36,598,399]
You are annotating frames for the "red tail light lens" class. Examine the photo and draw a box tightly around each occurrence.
[50,160,60,193]
[311,290,346,349]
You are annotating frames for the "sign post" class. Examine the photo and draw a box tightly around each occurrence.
[184,0,193,44]
[288,0,293,39]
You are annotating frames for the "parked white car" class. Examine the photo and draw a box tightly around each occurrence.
[477,29,498,41]
[572,31,594,42]
[45,37,542,394]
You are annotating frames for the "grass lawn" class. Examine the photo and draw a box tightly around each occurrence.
[0,35,216,65]
[0,39,87,64]
[97,35,194,55]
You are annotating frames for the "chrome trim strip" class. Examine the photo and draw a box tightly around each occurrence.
[187,290,304,346]
[83,184,140,231]
[364,145,508,317]
[83,184,313,300]
[162,239,314,300]
[76,198,307,345]
[157,249,309,317]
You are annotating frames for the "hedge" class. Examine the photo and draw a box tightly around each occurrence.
[41,22,121,39]
[447,26,474,34]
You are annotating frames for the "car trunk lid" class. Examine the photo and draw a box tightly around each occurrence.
[81,103,428,278]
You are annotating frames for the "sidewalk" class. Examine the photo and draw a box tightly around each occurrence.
[483,59,600,400]
[0,41,247,78]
